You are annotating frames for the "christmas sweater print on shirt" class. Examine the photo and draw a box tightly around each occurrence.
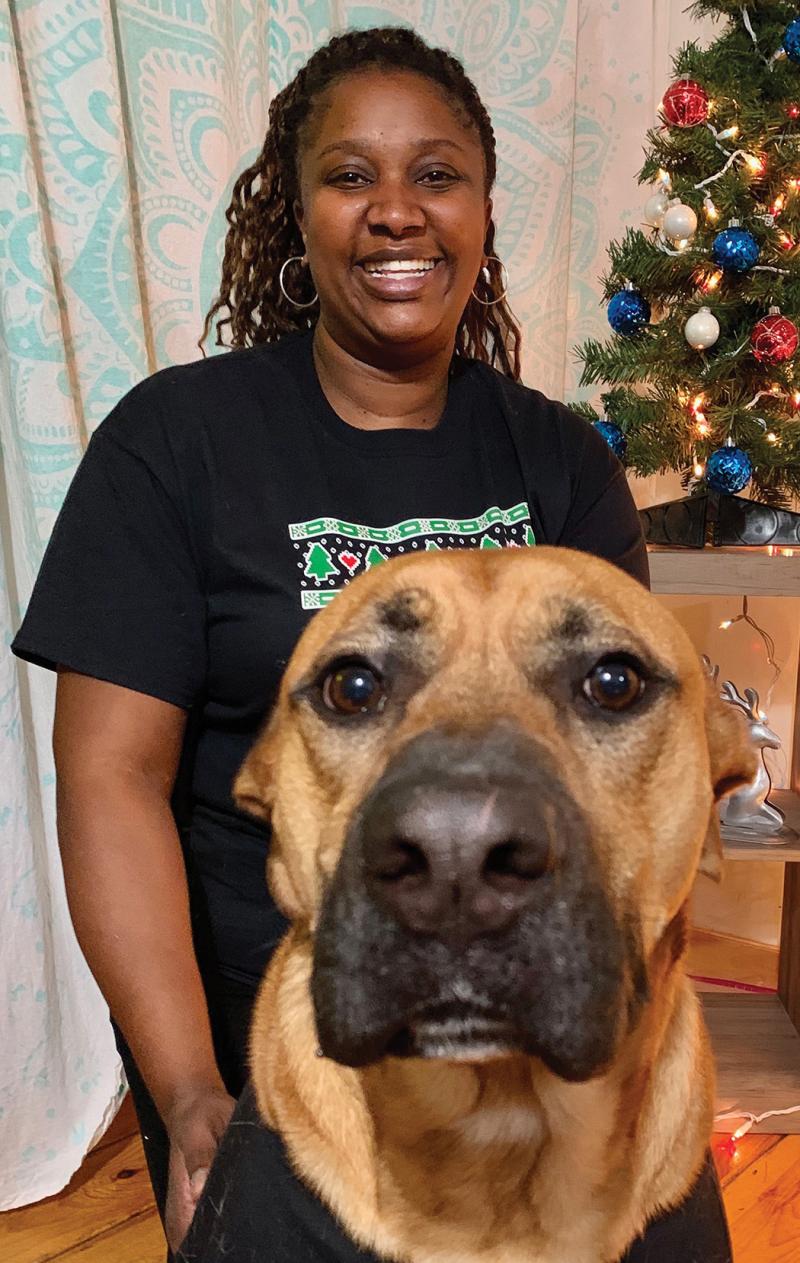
[290,502,536,610]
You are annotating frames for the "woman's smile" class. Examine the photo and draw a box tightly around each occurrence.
[356,251,446,300]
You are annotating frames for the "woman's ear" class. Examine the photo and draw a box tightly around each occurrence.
[699,679,759,880]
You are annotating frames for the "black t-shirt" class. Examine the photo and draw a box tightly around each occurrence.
[12,331,648,983]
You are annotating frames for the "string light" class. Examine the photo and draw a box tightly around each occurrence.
[703,269,722,292]
[788,104,800,120]
[772,193,786,214]
[704,195,720,221]
[716,1104,800,1155]
[766,431,778,443]
[658,167,672,191]
[744,152,765,173]
[693,459,706,478]
[717,124,739,141]
[717,596,780,689]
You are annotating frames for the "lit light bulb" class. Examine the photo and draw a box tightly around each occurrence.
[704,196,719,220]
[744,153,765,173]
[694,460,706,478]
[692,394,705,411]
[720,619,734,630]
[766,431,778,443]
[773,194,786,214]
[704,270,722,292]
[717,124,739,141]
[794,391,800,407]
[658,167,672,190]
[697,421,711,436]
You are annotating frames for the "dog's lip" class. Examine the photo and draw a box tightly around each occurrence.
[384,1002,519,1060]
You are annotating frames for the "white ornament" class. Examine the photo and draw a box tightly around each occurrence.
[644,190,670,228]
[663,200,699,244]
[684,306,720,350]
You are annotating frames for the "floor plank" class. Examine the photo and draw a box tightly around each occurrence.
[5,1132,154,1263]
[722,1135,800,1262]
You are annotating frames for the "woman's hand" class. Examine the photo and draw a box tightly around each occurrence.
[164,1083,237,1253]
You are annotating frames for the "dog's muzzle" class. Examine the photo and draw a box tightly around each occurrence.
[311,723,634,1079]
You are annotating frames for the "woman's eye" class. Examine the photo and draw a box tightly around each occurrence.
[328,170,370,187]
[419,168,459,185]
[582,659,644,713]
[322,664,385,716]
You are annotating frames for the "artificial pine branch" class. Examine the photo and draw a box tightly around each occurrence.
[572,0,800,508]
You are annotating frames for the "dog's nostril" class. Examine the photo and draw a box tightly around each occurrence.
[482,838,550,887]
[376,839,430,883]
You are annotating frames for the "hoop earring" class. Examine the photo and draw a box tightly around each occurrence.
[278,255,318,309]
[471,255,509,306]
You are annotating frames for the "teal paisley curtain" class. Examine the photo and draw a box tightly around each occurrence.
[0,0,713,1208]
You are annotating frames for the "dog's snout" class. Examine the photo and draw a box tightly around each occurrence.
[363,779,554,942]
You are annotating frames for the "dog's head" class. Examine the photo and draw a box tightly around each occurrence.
[236,548,755,1082]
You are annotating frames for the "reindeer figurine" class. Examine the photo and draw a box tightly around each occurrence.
[717,681,785,836]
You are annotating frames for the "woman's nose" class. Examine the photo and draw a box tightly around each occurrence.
[365,181,426,236]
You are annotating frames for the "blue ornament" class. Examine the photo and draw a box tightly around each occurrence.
[607,288,651,336]
[712,226,760,273]
[783,17,800,63]
[594,419,628,461]
[706,445,753,494]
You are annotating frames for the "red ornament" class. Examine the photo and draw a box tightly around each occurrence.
[661,78,709,128]
[751,311,799,363]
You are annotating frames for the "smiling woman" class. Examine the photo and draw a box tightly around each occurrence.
[10,23,671,1263]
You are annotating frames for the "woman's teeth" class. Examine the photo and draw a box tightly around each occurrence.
[362,259,438,276]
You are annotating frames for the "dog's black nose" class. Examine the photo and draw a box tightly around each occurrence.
[364,782,552,940]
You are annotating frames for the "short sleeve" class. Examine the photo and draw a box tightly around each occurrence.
[556,420,651,590]
[12,419,207,709]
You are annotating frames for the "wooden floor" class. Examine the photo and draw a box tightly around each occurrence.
[4,929,800,1262]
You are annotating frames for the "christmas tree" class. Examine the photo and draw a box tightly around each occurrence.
[574,1,800,530]
[304,542,338,584]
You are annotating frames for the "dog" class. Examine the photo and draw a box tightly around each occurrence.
[227,546,755,1263]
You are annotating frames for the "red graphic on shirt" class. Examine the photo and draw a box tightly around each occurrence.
[339,551,360,575]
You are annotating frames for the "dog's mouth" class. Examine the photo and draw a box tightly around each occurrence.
[386,1003,519,1062]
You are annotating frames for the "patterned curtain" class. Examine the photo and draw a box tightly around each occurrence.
[0,0,714,1209]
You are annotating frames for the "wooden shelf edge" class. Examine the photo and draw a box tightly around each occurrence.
[648,547,800,597]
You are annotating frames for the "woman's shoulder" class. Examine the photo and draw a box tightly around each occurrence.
[94,335,309,457]
[471,360,599,458]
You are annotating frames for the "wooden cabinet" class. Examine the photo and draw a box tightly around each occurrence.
[649,548,800,1133]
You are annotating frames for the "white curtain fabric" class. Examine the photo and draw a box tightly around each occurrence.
[0,0,715,1209]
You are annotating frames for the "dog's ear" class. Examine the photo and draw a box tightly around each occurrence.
[700,679,759,880]
[234,722,277,823]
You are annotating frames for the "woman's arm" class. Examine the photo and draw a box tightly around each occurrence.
[53,670,234,1247]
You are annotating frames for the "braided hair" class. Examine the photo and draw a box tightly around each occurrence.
[200,26,521,378]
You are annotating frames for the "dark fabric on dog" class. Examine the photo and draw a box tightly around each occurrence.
[12,330,648,994]
[177,1080,732,1263]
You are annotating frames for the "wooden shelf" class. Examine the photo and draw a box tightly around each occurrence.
[648,546,800,597]
[702,992,800,1134]
[722,789,800,861]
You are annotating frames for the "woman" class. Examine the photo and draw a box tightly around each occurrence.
[12,26,727,1263]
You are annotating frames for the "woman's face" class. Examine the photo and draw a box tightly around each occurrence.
[295,69,492,364]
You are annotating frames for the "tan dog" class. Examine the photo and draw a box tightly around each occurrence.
[235,547,755,1263]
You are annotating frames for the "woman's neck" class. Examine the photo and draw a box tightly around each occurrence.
[312,324,452,431]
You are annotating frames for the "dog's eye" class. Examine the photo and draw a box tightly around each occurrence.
[583,659,644,712]
[322,663,385,716]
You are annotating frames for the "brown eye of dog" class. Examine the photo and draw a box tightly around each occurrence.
[322,663,385,716]
[583,659,644,712]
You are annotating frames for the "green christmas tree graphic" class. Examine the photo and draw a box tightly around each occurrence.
[364,545,387,569]
[304,542,338,584]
